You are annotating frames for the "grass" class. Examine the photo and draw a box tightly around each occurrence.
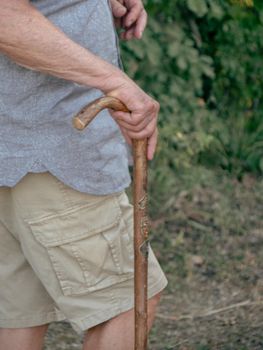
[149,167,263,349]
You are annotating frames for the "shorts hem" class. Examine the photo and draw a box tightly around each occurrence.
[0,310,66,329]
[70,274,168,333]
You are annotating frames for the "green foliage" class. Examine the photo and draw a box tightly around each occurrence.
[121,0,263,209]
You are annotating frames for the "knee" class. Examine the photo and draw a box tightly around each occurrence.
[149,291,162,307]
[147,291,163,318]
[146,291,163,330]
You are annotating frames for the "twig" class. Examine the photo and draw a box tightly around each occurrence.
[157,299,263,321]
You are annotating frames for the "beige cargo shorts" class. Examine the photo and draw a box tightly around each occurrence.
[0,172,167,333]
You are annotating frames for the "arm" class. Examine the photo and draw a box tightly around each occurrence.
[0,1,123,90]
[0,0,159,160]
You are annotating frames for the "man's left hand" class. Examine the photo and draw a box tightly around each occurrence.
[110,0,147,40]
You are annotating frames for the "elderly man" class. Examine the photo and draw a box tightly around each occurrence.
[0,1,167,349]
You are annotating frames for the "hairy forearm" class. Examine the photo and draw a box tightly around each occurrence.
[0,1,159,159]
[0,0,126,92]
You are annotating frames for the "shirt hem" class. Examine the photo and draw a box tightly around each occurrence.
[0,171,132,196]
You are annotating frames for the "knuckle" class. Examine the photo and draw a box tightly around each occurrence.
[154,101,160,111]
[150,104,156,114]
[145,101,154,113]
[146,99,159,114]
[150,100,159,112]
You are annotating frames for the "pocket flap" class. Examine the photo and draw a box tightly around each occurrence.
[27,197,121,247]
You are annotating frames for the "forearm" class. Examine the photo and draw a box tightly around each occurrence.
[0,0,126,92]
[0,1,159,159]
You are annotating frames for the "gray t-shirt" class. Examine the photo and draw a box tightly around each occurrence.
[0,0,131,195]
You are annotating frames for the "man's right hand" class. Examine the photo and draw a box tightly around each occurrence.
[102,73,159,161]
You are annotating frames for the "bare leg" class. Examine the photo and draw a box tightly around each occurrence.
[0,325,48,350]
[83,292,162,350]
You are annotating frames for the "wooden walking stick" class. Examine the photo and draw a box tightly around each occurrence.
[73,96,149,350]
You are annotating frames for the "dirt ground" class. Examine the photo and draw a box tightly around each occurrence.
[44,171,263,350]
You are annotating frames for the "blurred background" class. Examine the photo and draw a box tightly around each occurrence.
[45,0,263,349]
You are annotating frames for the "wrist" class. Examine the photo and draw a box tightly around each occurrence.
[80,54,130,94]
[94,66,130,95]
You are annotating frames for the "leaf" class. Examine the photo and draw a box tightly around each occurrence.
[186,0,209,17]
[208,1,224,19]
[177,56,188,70]
[167,42,181,57]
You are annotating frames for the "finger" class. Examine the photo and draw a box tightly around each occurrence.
[111,0,127,18]
[124,118,157,140]
[111,109,150,126]
[133,9,147,39]
[115,18,122,29]
[121,26,135,40]
[120,127,132,145]
[116,114,153,132]
[109,110,133,124]
[112,108,156,129]
[123,3,143,28]
[147,128,158,160]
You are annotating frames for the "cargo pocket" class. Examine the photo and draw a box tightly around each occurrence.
[27,195,134,296]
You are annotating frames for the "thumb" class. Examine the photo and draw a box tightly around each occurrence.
[111,0,127,18]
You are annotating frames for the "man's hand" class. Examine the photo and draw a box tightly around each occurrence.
[109,1,156,159]
[103,77,159,161]
[110,0,147,40]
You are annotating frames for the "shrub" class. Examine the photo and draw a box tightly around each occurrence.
[121,0,263,210]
